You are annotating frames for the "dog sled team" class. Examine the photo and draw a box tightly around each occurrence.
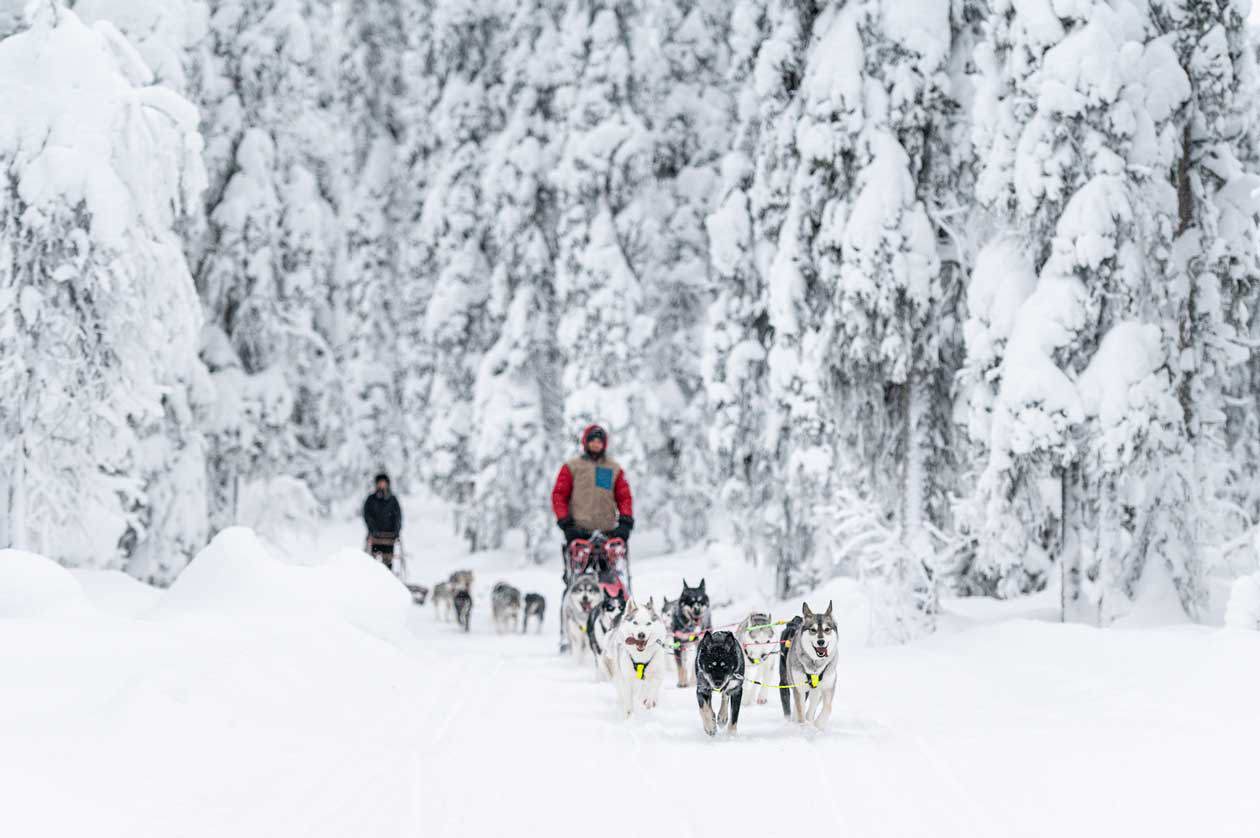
[365,424,843,736]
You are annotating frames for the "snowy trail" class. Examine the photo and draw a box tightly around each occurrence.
[3,502,1260,838]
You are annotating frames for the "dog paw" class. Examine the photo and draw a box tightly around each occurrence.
[727,725,738,737]
[704,723,717,737]
[717,708,729,726]
[642,698,657,710]
[756,697,768,705]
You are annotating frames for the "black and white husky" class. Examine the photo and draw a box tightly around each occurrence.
[587,589,627,679]
[522,593,545,633]
[736,611,779,705]
[695,631,745,736]
[609,598,668,718]
[562,573,602,660]
[491,582,522,634]
[779,602,838,730]
[669,579,711,688]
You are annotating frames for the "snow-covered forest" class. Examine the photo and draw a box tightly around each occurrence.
[4,0,1260,631]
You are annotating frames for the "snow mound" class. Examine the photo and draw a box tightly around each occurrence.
[1224,573,1260,630]
[0,550,93,619]
[70,569,162,618]
[158,528,411,642]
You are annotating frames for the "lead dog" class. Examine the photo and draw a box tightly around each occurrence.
[736,611,779,706]
[609,598,668,719]
[448,569,474,593]
[779,602,838,730]
[695,631,745,736]
[561,573,602,660]
[669,579,711,688]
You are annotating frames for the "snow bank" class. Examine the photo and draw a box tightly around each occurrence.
[158,528,412,643]
[0,550,93,619]
[70,569,162,618]
[1225,573,1260,630]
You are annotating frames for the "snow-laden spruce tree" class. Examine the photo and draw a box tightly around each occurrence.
[551,5,655,501]
[705,151,772,562]
[969,0,1232,622]
[0,2,208,577]
[469,2,564,557]
[1153,0,1260,585]
[620,0,733,549]
[333,0,418,490]
[732,0,825,597]
[196,0,348,524]
[416,63,498,547]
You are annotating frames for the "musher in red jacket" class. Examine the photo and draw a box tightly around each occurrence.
[552,424,634,546]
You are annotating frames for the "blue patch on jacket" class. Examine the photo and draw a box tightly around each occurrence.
[594,467,614,490]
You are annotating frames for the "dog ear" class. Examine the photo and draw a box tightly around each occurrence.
[802,602,813,619]
[825,600,833,617]
[645,596,655,614]
[682,578,690,589]
[625,599,638,618]
[699,578,706,591]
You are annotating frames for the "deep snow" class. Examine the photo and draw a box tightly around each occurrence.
[2,496,1258,838]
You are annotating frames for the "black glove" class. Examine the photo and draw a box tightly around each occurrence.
[557,516,590,544]
[608,514,634,543]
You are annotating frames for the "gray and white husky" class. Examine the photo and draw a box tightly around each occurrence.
[432,581,454,622]
[736,611,779,706]
[779,601,839,730]
[608,598,668,718]
[491,582,522,634]
[588,591,627,680]
[562,573,602,660]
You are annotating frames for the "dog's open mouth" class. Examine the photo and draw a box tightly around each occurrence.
[580,601,592,612]
[625,637,648,652]
[815,645,829,657]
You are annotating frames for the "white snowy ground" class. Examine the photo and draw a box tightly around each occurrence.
[2,495,1258,838]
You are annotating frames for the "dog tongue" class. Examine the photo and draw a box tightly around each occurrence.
[581,602,592,612]
[817,646,829,657]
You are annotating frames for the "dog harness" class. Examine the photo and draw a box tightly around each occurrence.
[627,654,655,680]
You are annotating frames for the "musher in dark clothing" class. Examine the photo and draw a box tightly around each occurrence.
[364,473,402,570]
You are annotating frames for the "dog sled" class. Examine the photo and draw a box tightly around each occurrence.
[366,533,407,582]
[566,531,631,598]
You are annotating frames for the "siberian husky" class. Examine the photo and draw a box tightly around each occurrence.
[453,589,473,633]
[562,573,602,660]
[669,579,711,688]
[432,582,454,621]
[587,589,627,679]
[523,593,546,633]
[736,611,779,705]
[779,602,838,730]
[448,569,474,592]
[491,582,522,634]
[609,598,668,718]
[695,631,745,736]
